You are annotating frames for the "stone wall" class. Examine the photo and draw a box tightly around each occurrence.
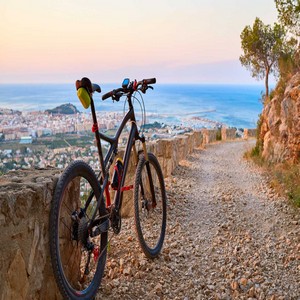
[0,169,61,300]
[0,128,252,299]
[259,72,300,162]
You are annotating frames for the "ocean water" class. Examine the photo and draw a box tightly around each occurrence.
[0,83,265,128]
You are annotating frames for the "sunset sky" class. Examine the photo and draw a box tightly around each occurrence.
[0,0,278,84]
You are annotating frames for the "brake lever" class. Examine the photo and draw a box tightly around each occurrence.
[141,85,150,94]
[112,93,121,102]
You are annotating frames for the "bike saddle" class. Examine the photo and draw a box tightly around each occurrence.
[76,77,101,109]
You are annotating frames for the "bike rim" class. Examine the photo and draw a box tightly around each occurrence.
[137,161,165,252]
[56,175,105,295]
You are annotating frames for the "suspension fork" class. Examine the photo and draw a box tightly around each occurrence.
[140,136,157,208]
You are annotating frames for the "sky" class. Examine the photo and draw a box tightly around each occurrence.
[0,0,278,84]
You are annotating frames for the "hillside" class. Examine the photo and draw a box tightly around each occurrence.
[45,103,80,115]
[259,71,300,162]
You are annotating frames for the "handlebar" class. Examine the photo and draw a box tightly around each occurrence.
[102,88,123,101]
[138,78,156,85]
[102,77,156,101]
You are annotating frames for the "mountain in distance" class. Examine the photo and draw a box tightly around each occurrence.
[0,108,21,115]
[45,103,80,115]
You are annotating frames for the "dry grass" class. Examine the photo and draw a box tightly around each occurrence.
[269,162,300,206]
[245,146,300,206]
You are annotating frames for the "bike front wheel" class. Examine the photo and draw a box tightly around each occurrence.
[49,160,108,300]
[134,152,167,258]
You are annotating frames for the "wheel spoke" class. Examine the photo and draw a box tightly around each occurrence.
[60,218,72,234]
[49,161,108,299]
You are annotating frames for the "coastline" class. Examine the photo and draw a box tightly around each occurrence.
[0,83,263,129]
[0,106,255,175]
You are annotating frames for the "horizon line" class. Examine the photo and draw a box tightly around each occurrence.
[0,81,273,86]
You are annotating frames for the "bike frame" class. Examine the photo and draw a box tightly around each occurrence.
[87,93,141,217]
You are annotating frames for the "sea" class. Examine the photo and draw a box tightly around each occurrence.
[0,83,265,129]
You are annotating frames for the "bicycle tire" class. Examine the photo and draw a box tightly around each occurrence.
[49,160,107,300]
[134,152,167,258]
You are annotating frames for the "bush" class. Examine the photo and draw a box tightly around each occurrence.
[271,163,300,206]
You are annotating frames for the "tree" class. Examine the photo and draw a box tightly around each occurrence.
[275,0,300,37]
[275,0,300,71]
[240,18,294,99]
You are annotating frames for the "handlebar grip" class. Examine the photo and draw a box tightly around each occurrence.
[102,88,123,101]
[144,78,156,85]
[102,91,113,100]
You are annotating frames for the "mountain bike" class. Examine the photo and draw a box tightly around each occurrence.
[49,77,167,300]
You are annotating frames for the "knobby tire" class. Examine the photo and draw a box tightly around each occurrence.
[134,152,167,259]
[49,160,107,300]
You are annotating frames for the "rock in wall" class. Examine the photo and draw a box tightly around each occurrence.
[260,72,300,162]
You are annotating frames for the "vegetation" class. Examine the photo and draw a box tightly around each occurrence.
[275,0,300,37]
[0,133,94,152]
[275,0,300,82]
[270,162,300,206]
[245,144,300,206]
[34,133,94,149]
[242,1,300,207]
[141,122,162,130]
[248,114,264,159]
[240,18,297,100]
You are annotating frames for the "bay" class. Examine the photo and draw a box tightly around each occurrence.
[0,83,265,129]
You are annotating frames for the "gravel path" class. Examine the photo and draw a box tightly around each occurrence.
[97,140,300,300]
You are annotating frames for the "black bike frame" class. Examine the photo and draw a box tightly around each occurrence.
[88,94,140,216]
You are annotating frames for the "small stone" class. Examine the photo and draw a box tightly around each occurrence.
[123,267,131,276]
[154,283,163,293]
[108,268,115,279]
[119,258,124,268]
[248,286,255,297]
[231,281,239,290]
[240,277,248,286]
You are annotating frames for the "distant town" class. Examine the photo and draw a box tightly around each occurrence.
[0,104,199,174]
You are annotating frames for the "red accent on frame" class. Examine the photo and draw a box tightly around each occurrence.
[105,184,111,207]
[93,246,100,262]
[121,185,134,192]
[92,123,98,132]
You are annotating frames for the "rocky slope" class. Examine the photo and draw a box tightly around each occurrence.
[96,141,300,299]
[260,72,300,162]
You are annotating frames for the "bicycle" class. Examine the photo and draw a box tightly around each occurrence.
[49,77,167,300]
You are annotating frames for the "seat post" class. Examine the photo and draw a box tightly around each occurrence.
[90,97,106,180]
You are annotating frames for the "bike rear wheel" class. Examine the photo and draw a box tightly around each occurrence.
[50,160,108,300]
[134,152,167,258]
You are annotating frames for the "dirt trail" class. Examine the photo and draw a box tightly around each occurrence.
[98,140,300,300]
